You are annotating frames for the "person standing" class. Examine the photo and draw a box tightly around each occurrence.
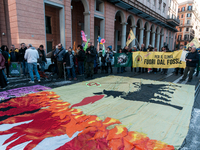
[161,46,170,75]
[77,45,86,76]
[9,45,18,62]
[54,43,65,79]
[63,48,77,81]
[131,46,139,72]
[122,46,129,72]
[24,44,40,83]
[85,42,96,79]
[196,49,200,76]
[138,44,147,73]
[0,50,7,89]
[106,47,113,74]
[18,43,27,77]
[180,47,199,82]
[175,48,187,75]
[51,45,58,75]
[1,45,10,77]
[37,45,47,74]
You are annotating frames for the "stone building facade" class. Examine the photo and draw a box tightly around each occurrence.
[0,0,179,52]
[176,0,200,47]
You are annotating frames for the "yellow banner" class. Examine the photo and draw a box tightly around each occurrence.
[132,50,186,68]
[186,37,200,49]
[126,29,135,46]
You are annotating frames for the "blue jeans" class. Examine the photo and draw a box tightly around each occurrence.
[21,60,28,76]
[40,61,45,72]
[78,61,84,75]
[28,63,40,81]
[67,66,76,79]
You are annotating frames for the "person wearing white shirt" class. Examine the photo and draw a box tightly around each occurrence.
[24,44,40,83]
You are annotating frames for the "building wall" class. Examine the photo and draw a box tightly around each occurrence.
[2,0,177,51]
[7,0,46,49]
[176,0,200,47]
[45,5,60,49]
[0,0,11,47]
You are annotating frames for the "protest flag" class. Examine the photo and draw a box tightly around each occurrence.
[126,29,135,47]
[114,53,132,67]
[186,37,200,49]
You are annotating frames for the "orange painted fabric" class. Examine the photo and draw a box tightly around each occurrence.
[0,91,175,150]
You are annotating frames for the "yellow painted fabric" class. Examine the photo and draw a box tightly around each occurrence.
[51,76,194,149]
[132,50,186,68]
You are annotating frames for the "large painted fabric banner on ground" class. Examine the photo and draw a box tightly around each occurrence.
[50,76,194,149]
[0,76,195,149]
[0,85,51,101]
[132,50,186,68]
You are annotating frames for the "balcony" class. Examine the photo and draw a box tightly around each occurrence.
[167,15,180,26]
[180,23,194,27]
[177,39,184,41]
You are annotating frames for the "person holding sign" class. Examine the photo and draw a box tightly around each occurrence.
[180,47,199,82]
[138,44,147,73]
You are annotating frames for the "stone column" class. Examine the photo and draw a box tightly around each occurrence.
[115,30,118,51]
[156,33,161,50]
[168,37,171,49]
[139,28,144,47]
[121,22,127,48]
[151,31,156,48]
[84,11,90,39]
[160,34,164,51]
[131,25,137,47]
[146,30,151,47]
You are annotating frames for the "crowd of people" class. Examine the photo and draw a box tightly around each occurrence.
[0,42,199,89]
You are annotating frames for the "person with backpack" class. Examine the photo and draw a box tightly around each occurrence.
[76,45,86,76]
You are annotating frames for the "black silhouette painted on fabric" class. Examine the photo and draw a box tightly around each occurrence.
[94,82,183,110]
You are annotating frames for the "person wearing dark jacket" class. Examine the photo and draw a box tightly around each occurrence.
[180,47,199,82]
[37,45,47,73]
[161,46,170,75]
[51,46,58,75]
[122,46,129,54]
[77,45,86,76]
[18,43,27,76]
[85,42,96,79]
[63,48,77,80]
[1,45,10,77]
[106,47,113,74]
[9,45,18,62]
[138,44,147,73]
[122,46,129,72]
[54,43,65,79]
